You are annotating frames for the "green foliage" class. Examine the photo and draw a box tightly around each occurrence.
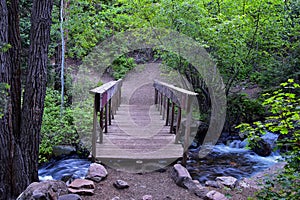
[256,169,300,200]
[236,79,300,199]
[0,43,11,53]
[111,55,136,79]
[226,93,264,130]
[72,96,94,147]
[45,0,299,94]
[40,88,78,163]
[123,0,299,88]
[0,83,10,119]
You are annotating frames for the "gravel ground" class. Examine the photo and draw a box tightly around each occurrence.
[83,166,202,200]
[81,162,285,200]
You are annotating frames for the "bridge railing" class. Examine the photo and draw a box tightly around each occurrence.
[90,79,122,156]
[153,80,198,164]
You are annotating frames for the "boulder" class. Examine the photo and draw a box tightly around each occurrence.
[111,197,120,200]
[193,183,210,198]
[205,180,220,188]
[182,178,197,191]
[69,179,94,189]
[216,176,238,188]
[52,145,76,157]
[58,194,82,200]
[113,180,129,189]
[205,190,228,200]
[195,122,209,145]
[68,179,95,196]
[75,142,90,158]
[178,178,209,198]
[171,164,192,187]
[237,178,262,190]
[68,188,94,196]
[252,139,272,157]
[17,180,68,200]
[86,163,108,182]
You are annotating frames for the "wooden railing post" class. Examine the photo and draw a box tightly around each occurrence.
[154,89,158,105]
[182,94,192,166]
[170,102,175,133]
[162,94,166,120]
[109,99,112,125]
[175,107,182,143]
[165,98,170,126]
[105,102,108,133]
[160,93,163,114]
[100,108,104,130]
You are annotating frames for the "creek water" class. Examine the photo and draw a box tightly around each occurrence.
[38,155,91,181]
[38,133,281,182]
[187,140,280,183]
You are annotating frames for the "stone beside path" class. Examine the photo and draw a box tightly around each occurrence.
[171,163,229,200]
[68,179,95,195]
[113,180,130,189]
[18,161,281,200]
[58,194,82,200]
[86,163,108,182]
[17,180,68,200]
[17,163,264,200]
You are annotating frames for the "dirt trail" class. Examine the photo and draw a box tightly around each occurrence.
[119,62,165,105]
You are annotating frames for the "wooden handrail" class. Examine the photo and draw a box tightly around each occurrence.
[90,79,122,157]
[153,80,198,165]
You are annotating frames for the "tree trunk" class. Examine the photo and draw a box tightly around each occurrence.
[1,0,53,198]
[21,0,53,183]
[7,0,22,141]
[0,1,28,199]
[0,2,12,198]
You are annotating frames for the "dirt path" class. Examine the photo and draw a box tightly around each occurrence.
[119,62,165,105]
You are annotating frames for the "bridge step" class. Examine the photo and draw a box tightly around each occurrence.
[94,103,184,162]
[95,139,183,160]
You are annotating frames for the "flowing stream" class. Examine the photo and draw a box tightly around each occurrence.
[39,155,91,181]
[39,133,281,182]
[188,132,281,183]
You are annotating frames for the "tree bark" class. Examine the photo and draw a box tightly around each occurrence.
[0,1,28,199]
[0,1,11,198]
[1,0,53,198]
[21,0,54,183]
[7,0,22,141]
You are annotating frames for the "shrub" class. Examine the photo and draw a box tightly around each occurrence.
[111,55,136,79]
[237,79,300,199]
[226,93,264,131]
[40,88,78,163]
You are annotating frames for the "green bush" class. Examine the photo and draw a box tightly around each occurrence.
[72,96,94,148]
[226,93,264,130]
[40,88,78,163]
[111,55,136,79]
[237,79,300,200]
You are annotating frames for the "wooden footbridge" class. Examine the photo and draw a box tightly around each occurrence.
[90,79,197,165]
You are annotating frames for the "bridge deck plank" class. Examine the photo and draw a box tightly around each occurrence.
[95,104,183,161]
